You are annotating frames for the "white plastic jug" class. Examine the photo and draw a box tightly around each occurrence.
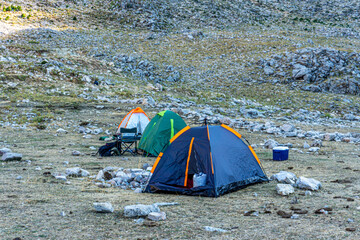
[193,172,207,188]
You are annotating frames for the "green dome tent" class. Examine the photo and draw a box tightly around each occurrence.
[139,110,187,157]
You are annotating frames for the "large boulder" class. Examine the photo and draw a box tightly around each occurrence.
[93,202,114,213]
[124,204,160,217]
[295,176,322,191]
[276,184,295,196]
[148,212,166,221]
[270,171,297,185]
[1,153,22,161]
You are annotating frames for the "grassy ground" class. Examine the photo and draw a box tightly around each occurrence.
[1,106,359,240]
[1,1,360,239]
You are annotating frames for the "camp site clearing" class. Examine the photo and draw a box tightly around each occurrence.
[1,105,359,239]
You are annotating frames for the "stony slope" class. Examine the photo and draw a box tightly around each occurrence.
[0,0,360,129]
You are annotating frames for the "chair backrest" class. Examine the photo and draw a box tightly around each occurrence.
[120,127,137,138]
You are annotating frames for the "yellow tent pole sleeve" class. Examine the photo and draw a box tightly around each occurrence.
[207,125,210,141]
[170,119,174,139]
[210,152,214,174]
[221,124,242,139]
[151,152,163,173]
[170,126,190,143]
[184,137,195,186]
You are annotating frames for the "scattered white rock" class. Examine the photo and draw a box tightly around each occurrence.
[96,170,104,181]
[124,204,160,217]
[148,212,166,221]
[66,167,90,177]
[72,150,81,156]
[60,211,66,217]
[276,184,295,196]
[308,147,320,152]
[204,226,228,233]
[305,190,312,196]
[264,66,274,75]
[295,176,322,191]
[154,202,179,207]
[56,128,67,134]
[93,202,114,213]
[16,176,23,180]
[134,218,145,224]
[270,171,297,185]
[55,175,67,181]
[134,188,142,193]
[0,147,12,156]
[35,167,42,171]
[280,124,295,132]
[264,139,279,149]
[303,142,310,149]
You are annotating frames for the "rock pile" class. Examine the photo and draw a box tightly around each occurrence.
[259,48,360,95]
[93,166,152,192]
[271,171,322,195]
[124,204,160,217]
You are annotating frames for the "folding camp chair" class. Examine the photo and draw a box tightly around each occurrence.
[115,127,140,156]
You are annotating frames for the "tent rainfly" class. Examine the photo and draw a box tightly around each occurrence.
[116,107,150,135]
[138,110,187,157]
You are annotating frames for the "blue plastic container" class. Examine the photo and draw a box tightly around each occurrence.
[273,147,289,161]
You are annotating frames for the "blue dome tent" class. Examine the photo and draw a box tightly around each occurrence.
[144,124,268,197]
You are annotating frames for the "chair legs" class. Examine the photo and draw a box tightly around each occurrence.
[120,142,137,156]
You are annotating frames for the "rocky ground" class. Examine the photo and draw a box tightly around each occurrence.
[1,0,360,239]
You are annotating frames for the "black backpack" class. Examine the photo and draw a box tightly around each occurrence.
[97,142,118,157]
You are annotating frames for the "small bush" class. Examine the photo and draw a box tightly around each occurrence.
[36,123,47,130]
[323,113,333,119]
[3,5,21,11]
[5,16,10,21]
